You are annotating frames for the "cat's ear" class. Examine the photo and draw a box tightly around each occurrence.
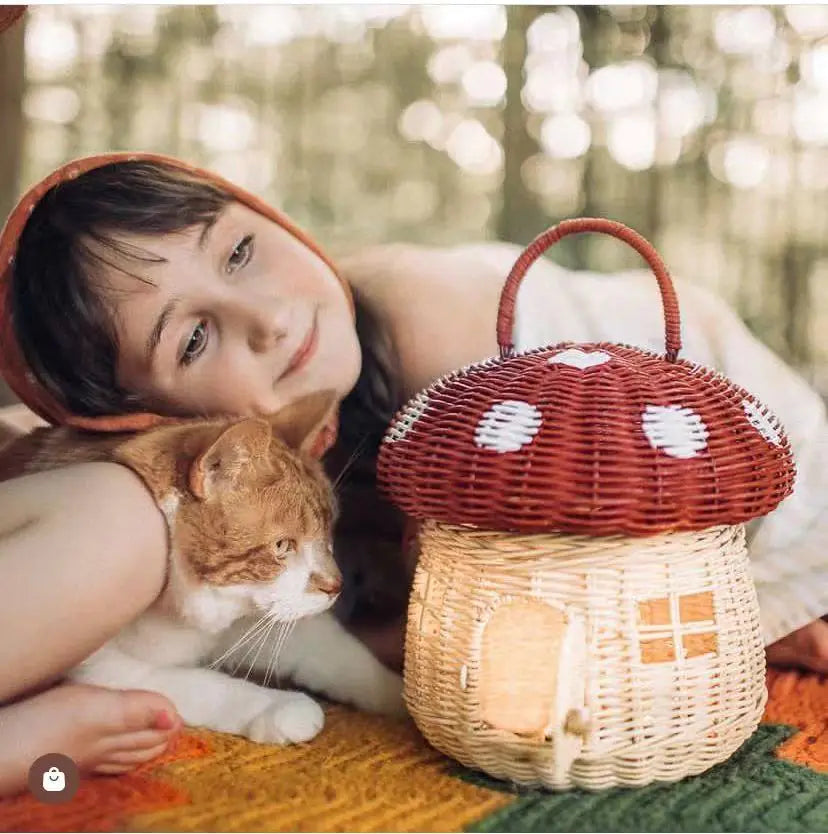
[189,418,272,500]
[266,389,339,453]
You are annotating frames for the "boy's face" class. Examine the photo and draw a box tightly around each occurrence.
[92,201,361,419]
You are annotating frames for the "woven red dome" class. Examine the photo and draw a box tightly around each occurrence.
[377,219,796,537]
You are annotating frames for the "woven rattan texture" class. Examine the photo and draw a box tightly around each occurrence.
[404,521,767,790]
[379,342,795,535]
[496,219,683,361]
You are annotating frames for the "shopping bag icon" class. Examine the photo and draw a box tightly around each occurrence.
[42,766,65,792]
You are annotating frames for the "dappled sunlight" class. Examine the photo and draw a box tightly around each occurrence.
[1,4,826,395]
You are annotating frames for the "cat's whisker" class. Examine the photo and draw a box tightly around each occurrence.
[263,620,296,686]
[230,615,275,676]
[244,615,279,682]
[278,619,300,685]
[263,618,297,688]
[261,621,285,689]
[265,619,286,680]
[333,432,370,491]
[212,615,270,668]
[209,614,269,669]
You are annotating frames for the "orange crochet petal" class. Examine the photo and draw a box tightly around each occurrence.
[0,732,209,832]
[126,707,511,833]
[764,668,828,772]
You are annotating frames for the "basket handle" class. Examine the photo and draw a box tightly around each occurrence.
[496,218,682,362]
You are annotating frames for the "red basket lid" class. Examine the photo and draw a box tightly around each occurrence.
[377,219,796,537]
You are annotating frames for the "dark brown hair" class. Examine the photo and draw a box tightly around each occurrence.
[10,161,232,416]
[9,159,409,621]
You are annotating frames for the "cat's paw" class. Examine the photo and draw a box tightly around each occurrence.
[245,692,325,745]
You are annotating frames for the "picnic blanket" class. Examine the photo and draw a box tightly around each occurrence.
[1,668,826,833]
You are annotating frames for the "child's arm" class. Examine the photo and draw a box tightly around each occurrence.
[0,461,168,702]
[0,403,48,443]
[685,284,828,646]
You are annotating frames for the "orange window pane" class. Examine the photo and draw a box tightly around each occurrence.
[640,637,676,663]
[679,591,714,623]
[638,597,671,627]
[683,632,718,658]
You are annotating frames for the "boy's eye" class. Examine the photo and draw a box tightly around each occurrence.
[180,321,208,366]
[227,234,254,273]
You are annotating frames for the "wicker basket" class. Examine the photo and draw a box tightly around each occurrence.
[377,219,796,790]
[406,521,766,789]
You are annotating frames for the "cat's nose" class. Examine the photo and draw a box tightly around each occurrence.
[307,571,343,597]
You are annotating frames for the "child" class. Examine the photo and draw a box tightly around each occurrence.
[0,152,825,795]
[0,461,180,796]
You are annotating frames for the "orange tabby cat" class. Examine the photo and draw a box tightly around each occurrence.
[0,392,404,743]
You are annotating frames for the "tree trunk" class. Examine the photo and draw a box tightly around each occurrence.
[0,10,25,222]
[497,5,544,245]
[0,12,25,406]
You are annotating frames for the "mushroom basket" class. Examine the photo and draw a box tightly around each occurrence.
[377,219,796,790]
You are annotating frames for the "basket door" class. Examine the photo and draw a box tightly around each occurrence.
[479,597,588,782]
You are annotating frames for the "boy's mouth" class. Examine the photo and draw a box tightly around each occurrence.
[280,309,319,380]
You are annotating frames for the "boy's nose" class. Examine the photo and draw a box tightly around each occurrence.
[248,324,286,353]
[241,299,289,353]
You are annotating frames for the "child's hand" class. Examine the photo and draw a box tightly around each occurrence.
[766,618,828,674]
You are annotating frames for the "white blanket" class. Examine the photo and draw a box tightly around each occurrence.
[453,241,827,645]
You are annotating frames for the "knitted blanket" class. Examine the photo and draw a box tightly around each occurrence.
[2,669,825,833]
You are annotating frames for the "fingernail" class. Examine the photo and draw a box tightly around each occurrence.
[154,710,175,731]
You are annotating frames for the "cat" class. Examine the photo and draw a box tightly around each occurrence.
[0,391,405,744]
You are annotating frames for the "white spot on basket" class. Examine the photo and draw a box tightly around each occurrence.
[642,404,708,459]
[548,348,612,369]
[742,399,782,446]
[459,664,468,690]
[385,392,429,443]
[474,400,542,453]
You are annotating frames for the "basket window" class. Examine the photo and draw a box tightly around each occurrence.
[683,632,718,658]
[638,591,717,664]
[679,592,715,622]
[640,637,675,663]
[638,598,671,626]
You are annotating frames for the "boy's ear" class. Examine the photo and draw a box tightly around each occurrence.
[266,389,339,453]
[189,418,272,500]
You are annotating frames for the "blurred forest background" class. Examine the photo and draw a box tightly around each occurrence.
[1,4,827,403]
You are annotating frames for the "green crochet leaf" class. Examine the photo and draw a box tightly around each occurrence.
[460,725,828,833]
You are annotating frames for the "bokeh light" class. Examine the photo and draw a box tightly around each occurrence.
[3,3,827,395]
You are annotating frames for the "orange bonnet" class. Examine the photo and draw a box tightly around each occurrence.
[0,152,353,455]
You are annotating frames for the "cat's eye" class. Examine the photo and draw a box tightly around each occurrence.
[274,538,296,556]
